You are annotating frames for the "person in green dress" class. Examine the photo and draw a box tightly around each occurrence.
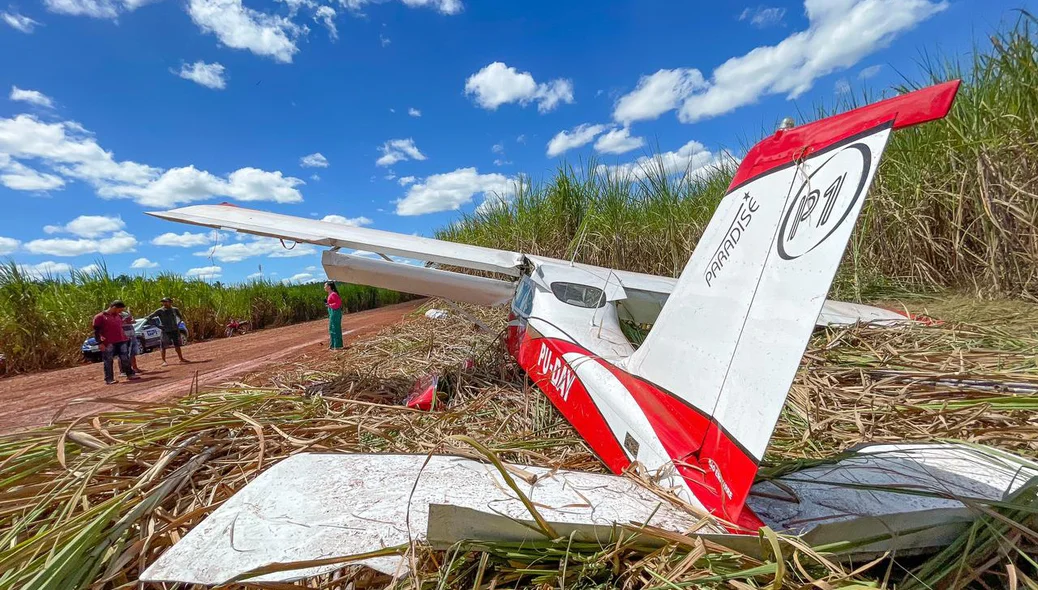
[324,281,344,349]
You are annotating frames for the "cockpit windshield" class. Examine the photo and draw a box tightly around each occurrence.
[550,282,605,308]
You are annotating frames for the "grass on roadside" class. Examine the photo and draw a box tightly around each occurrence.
[0,261,408,374]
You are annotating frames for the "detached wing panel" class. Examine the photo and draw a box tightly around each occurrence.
[148,205,524,276]
[322,251,515,306]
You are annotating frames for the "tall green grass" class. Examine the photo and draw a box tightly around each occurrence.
[0,261,407,374]
[439,14,1038,301]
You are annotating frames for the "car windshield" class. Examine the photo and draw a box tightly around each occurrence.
[550,282,605,309]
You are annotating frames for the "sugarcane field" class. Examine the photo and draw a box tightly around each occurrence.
[3,4,1038,590]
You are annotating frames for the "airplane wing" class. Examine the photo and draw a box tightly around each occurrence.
[147,204,525,277]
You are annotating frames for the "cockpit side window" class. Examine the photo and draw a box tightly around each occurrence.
[512,277,535,317]
[550,282,605,309]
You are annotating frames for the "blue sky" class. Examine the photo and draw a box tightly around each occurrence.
[0,0,1030,284]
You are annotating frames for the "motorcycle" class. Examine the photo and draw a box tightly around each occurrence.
[224,319,250,338]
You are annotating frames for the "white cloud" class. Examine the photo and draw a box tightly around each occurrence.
[739,5,786,28]
[193,237,316,262]
[490,142,510,165]
[379,32,390,46]
[0,115,160,191]
[408,107,421,117]
[17,260,72,279]
[152,231,217,247]
[0,114,303,206]
[600,140,720,181]
[79,263,102,275]
[464,62,574,113]
[175,61,227,90]
[398,0,461,14]
[678,0,947,123]
[9,86,54,108]
[612,68,706,124]
[342,0,461,13]
[43,0,149,19]
[834,78,851,94]
[376,138,426,167]
[546,123,607,158]
[314,5,337,39]
[594,126,645,155]
[474,188,514,215]
[131,257,159,269]
[24,231,137,257]
[100,165,304,207]
[310,173,320,181]
[321,214,373,226]
[279,0,315,16]
[396,167,512,216]
[304,265,317,271]
[187,0,303,63]
[43,215,125,238]
[282,271,315,284]
[300,152,329,168]
[0,236,19,255]
[246,271,265,280]
[515,134,526,144]
[185,265,222,280]
[859,64,882,79]
[398,175,416,186]
[0,158,65,191]
[384,172,396,180]
[1,10,40,32]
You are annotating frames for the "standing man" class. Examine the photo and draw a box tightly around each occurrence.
[146,297,190,366]
[92,300,140,385]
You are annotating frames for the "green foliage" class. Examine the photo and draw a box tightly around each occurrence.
[0,261,405,374]
[440,14,1038,301]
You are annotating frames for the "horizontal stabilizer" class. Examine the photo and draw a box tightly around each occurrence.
[323,251,515,306]
[148,204,524,276]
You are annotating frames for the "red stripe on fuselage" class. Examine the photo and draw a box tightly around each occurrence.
[513,330,763,529]
[515,333,630,474]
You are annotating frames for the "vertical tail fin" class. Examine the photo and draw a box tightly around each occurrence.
[623,81,960,522]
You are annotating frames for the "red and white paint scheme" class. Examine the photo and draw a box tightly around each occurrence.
[149,81,962,530]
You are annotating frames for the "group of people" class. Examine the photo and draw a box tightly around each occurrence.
[91,297,189,385]
[91,281,346,385]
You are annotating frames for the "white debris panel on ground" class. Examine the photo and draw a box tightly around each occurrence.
[140,454,704,585]
[142,444,1037,585]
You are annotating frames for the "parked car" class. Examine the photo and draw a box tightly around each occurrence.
[82,319,188,363]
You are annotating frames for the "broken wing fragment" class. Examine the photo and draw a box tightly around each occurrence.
[139,454,704,585]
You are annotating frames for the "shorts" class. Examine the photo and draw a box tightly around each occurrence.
[161,331,183,349]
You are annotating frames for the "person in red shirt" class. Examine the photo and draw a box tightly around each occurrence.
[324,281,344,350]
[92,300,140,385]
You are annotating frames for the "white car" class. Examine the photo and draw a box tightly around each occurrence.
[81,318,183,362]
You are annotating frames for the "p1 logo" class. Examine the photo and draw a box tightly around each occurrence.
[777,142,871,260]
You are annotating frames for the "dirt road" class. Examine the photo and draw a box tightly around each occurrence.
[0,300,425,434]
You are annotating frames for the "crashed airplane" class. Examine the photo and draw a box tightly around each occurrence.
[141,80,1038,584]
